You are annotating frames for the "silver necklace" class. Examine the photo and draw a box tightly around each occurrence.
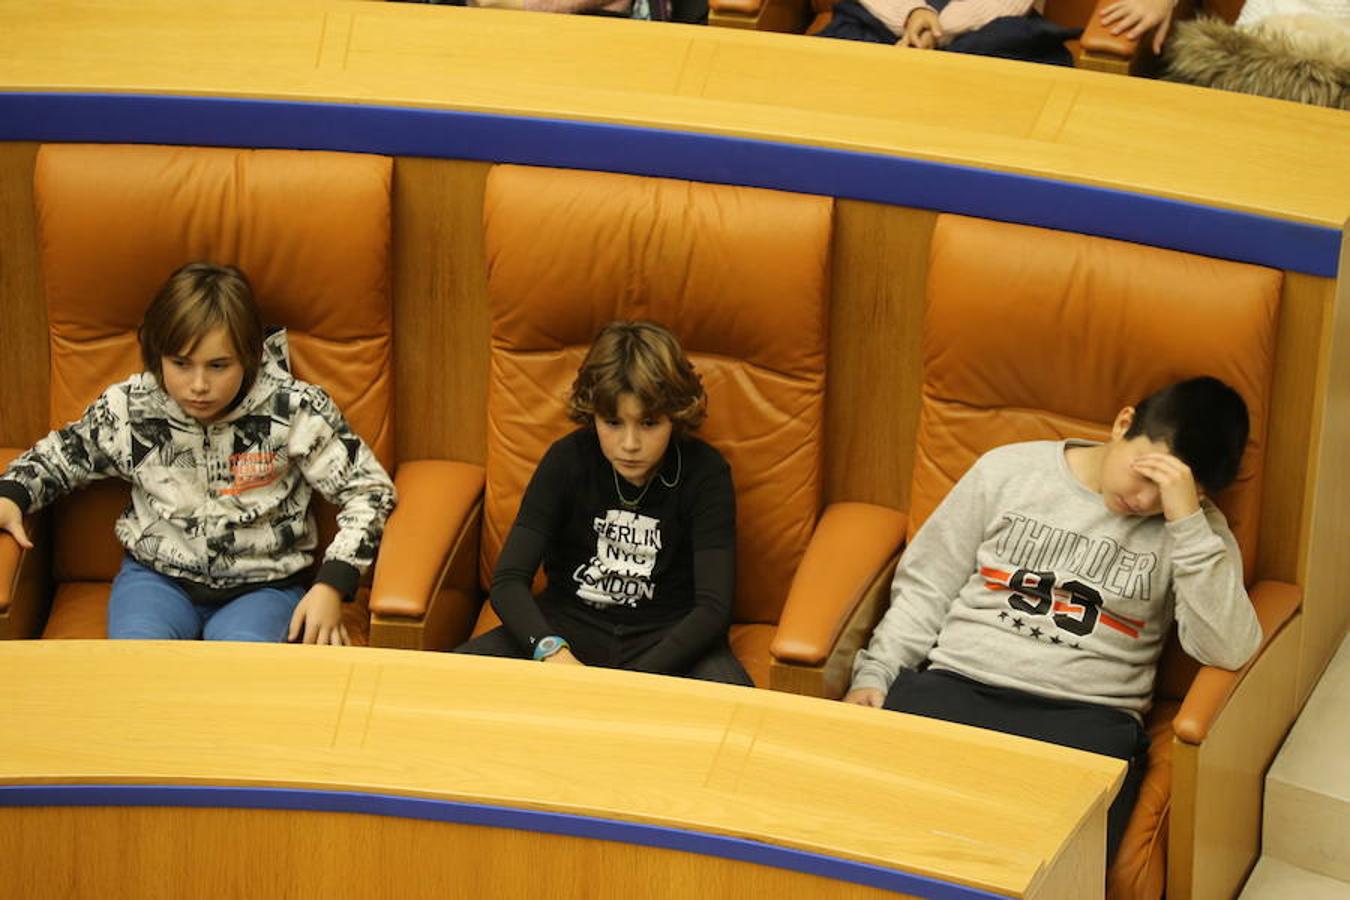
[613,443,682,510]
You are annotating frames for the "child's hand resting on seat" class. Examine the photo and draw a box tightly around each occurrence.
[288,583,349,646]
[1099,0,1176,53]
[843,687,886,707]
[0,497,32,550]
[901,7,944,48]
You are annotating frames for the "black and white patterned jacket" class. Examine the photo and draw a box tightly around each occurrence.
[0,330,396,597]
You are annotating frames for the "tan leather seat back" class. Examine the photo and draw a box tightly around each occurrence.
[34,144,394,583]
[481,165,832,625]
[913,215,1280,587]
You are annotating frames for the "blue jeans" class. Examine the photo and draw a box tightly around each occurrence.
[107,556,305,642]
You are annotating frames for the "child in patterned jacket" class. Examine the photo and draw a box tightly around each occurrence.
[0,263,396,645]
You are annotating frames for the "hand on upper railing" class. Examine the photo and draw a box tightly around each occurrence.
[1099,0,1176,53]
[0,497,33,550]
[900,7,943,49]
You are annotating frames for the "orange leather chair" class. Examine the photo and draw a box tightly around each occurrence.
[710,0,1168,74]
[371,164,906,689]
[0,143,469,645]
[912,214,1298,900]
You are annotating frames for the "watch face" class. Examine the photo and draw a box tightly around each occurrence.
[536,636,562,659]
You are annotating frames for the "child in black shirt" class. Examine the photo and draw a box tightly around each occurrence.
[456,321,752,686]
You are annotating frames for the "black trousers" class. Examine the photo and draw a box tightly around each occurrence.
[884,668,1149,861]
[456,602,753,687]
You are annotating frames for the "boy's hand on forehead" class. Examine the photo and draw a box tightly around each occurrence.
[1131,452,1201,522]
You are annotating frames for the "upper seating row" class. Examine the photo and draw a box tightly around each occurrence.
[0,143,1304,900]
[707,0,1222,73]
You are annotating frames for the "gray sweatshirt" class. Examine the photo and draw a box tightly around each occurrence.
[852,440,1263,717]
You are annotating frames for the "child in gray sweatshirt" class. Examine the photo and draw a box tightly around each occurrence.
[845,376,1262,859]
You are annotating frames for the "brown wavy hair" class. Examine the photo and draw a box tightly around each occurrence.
[139,262,264,390]
[568,321,707,433]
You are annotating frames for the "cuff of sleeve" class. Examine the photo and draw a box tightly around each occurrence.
[1165,508,1211,543]
[849,666,894,695]
[315,560,360,601]
[0,480,32,513]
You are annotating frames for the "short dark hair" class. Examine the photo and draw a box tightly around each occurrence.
[1126,377,1249,494]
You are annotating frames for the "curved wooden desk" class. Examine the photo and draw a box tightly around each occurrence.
[0,641,1123,899]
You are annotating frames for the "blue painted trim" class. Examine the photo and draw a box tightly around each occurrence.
[0,91,1339,277]
[0,784,1006,899]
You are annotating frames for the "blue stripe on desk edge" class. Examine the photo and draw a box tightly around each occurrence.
[0,783,1007,899]
[0,91,1340,278]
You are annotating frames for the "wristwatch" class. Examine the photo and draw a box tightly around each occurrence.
[533,635,569,661]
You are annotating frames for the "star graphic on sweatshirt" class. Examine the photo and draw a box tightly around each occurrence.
[1011,617,1025,630]
[1050,635,1062,646]
[1029,626,1043,639]
[997,611,1009,621]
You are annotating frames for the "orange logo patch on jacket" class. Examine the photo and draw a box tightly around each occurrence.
[223,452,281,495]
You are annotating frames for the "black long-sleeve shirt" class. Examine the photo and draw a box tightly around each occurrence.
[490,429,736,674]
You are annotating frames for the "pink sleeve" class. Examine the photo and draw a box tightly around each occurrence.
[937,0,1036,37]
[858,0,932,37]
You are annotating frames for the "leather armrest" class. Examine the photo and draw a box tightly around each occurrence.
[0,446,27,616]
[1080,0,1143,59]
[0,533,22,616]
[1172,580,1301,744]
[369,460,485,619]
[0,446,52,637]
[0,519,52,638]
[771,501,907,665]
